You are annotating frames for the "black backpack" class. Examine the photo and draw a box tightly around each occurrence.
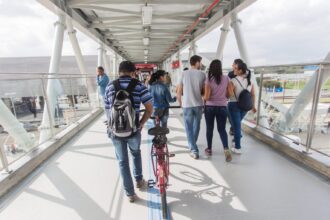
[108,78,139,138]
[234,78,253,111]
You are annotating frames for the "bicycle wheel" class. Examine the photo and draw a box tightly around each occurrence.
[161,190,168,219]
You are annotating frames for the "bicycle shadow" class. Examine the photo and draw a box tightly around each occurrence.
[166,162,250,220]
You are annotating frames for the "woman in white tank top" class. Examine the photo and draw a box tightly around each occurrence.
[227,63,256,154]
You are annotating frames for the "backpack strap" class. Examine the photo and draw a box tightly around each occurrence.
[113,79,121,92]
[234,77,246,89]
[126,78,139,95]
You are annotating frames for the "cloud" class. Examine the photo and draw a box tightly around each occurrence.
[197,0,330,66]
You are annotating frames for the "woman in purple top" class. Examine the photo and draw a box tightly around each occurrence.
[203,59,232,162]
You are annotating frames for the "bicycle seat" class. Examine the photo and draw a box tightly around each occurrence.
[148,126,169,136]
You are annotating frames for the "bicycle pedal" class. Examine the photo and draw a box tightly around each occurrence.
[169,153,175,157]
[148,179,156,188]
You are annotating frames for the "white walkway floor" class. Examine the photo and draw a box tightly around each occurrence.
[0,110,330,220]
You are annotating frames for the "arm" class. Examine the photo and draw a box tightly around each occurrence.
[176,84,183,107]
[203,84,211,101]
[140,101,153,129]
[177,72,184,107]
[98,75,109,87]
[227,81,235,98]
[104,86,111,121]
[165,86,176,103]
[250,84,257,113]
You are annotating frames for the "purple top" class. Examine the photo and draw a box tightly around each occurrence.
[205,75,229,106]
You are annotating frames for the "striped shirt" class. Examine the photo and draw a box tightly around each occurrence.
[104,76,153,120]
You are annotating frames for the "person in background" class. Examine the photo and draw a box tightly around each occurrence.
[203,59,232,162]
[177,55,206,159]
[227,59,244,135]
[149,70,176,128]
[227,62,257,154]
[96,66,109,98]
[104,61,153,203]
[228,59,244,79]
[164,72,172,90]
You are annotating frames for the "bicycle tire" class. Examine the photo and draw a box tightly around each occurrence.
[161,190,168,219]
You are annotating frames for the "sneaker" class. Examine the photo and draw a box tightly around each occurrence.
[136,179,146,189]
[231,139,235,148]
[231,148,242,155]
[204,148,212,156]
[128,194,137,203]
[190,152,199,159]
[224,149,232,162]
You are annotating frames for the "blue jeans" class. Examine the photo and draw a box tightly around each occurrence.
[183,106,203,154]
[111,132,142,196]
[204,106,228,150]
[228,102,247,149]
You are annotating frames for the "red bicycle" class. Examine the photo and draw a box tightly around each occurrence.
[148,116,175,219]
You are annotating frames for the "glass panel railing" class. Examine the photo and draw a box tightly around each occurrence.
[253,64,319,147]
[311,65,330,156]
[0,78,46,166]
[0,73,102,172]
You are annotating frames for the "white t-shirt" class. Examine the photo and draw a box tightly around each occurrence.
[179,69,206,108]
[229,75,252,102]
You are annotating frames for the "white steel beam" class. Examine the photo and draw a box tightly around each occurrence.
[231,11,269,129]
[281,52,330,130]
[66,18,97,108]
[39,14,66,143]
[0,99,35,152]
[98,44,105,67]
[215,17,230,61]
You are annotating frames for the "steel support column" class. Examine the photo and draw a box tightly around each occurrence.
[97,44,105,67]
[231,12,269,128]
[231,12,250,65]
[39,14,66,143]
[103,51,111,75]
[66,19,97,108]
[215,17,230,61]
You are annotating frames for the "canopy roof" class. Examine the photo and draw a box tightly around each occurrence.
[38,0,255,63]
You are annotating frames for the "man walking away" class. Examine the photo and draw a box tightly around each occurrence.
[104,61,153,202]
[177,55,206,159]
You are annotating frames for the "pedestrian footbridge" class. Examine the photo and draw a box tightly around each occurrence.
[1,109,330,220]
[0,0,330,219]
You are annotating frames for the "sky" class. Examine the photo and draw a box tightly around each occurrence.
[0,0,329,67]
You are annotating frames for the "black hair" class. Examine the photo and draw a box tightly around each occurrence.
[149,70,166,85]
[237,62,251,85]
[208,59,223,85]
[97,66,104,71]
[119,61,136,73]
[183,67,189,71]
[234,59,244,65]
[190,55,202,66]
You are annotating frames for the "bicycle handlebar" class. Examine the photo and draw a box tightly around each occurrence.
[139,106,181,119]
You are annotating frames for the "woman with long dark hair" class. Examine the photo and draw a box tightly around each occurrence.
[149,70,176,127]
[227,62,257,154]
[203,59,232,162]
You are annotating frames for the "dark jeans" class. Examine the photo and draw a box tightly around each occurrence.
[204,106,228,150]
[227,102,247,149]
[111,132,142,196]
[153,108,169,128]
